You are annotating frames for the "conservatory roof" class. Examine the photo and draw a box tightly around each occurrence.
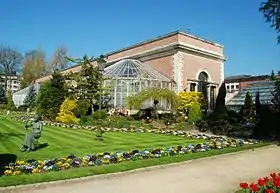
[103,59,171,82]
[226,81,275,106]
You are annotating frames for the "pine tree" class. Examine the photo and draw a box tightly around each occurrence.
[36,70,68,120]
[212,82,227,119]
[23,84,37,108]
[255,92,261,119]
[272,79,280,113]
[270,70,276,81]
[242,92,253,121]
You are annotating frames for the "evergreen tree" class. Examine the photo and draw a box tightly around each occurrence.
[255,92,261,119]
[36,70,68,120]
[242,92,253,121]
[0,86,6,104]
[212,82,227,119]
[272,79,280,113]
[270,70,276,81]
[23,84,37,108]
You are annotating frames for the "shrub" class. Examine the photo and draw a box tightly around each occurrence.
[92,109,107,120]
[0,86,6,104]
[75,99,91,123]
[6,94,16,111]
[56,98,78,124]
[17,105,29,112]
[188,101,202,125]
[178,91,206,113]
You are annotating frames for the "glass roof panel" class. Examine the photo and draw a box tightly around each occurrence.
[103,59,171,82]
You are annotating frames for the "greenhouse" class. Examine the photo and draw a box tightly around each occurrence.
[226,81,275,111]
[103,59,175,109]
[12,83,40,108]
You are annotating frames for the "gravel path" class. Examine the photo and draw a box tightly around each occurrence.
[3,145,280,193]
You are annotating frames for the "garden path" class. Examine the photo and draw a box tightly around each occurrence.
[6,145,280,193]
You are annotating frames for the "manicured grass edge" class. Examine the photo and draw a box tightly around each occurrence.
[0,143,270,190]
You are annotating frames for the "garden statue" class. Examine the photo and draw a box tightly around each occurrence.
[20,115,43,152]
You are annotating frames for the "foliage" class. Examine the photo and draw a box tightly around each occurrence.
[50,46,69,71]
[92,109,107,120]
[0,46,22,90]
[187,101,202,125]
[17,105,29,112]
[126,88,180,110]
[56,97,78,124]
[23,84,37,109]
[178,91,207,113]
[271,79,280,113]
[21,49,47,89]
[240,92,254,123]
[75,99,91,123]
[6,93,16,111]
[36,70,68,120]
[237,172,280,193]
[68,55,110,111]
[270,69,276,80]
[211,82,227,120]
[0,86,6,104]
[260,0,280,43]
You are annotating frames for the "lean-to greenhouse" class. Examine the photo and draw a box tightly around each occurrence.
[12,83,40,108]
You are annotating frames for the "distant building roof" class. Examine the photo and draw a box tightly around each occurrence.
[225,74,270,83]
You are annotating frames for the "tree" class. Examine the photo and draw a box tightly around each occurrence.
[270,70,276,80]
[23,84,37,109]
[260,0,280,43]
[36,70,68,120]
[0,46,22,91]
[68,55,108,111]
[21,49,47,88]
[255,92,261,119]
[271,79,280,113]
[50,46,69,71]
[212,82,227,119]
[0,86,6,104]
[240,92,254,122]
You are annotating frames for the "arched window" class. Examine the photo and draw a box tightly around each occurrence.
[197,71,209,104]
[198,71,208,82]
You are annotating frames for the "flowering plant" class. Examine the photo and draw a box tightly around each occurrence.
[3,138,258,176]
[238,173,280,193]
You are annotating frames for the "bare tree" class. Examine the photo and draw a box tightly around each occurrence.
[51,46,69,71]
[21,49,47,88]
[0,46,22,91]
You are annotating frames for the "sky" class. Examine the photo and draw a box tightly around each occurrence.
[0,0,279,77]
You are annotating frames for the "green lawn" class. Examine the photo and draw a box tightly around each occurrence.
[0,116,205,160]
[0,116,270,187]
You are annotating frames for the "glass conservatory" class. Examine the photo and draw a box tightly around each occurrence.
[12,83,40,108]
[226,81,275,111]
[103,59,174,109]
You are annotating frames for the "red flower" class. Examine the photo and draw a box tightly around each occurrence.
[240,182,249,189]
[270,173,277,178]
[250,183,259,192]
[264,177,270,183]
[258,178,266,186]
[266,190,274,193]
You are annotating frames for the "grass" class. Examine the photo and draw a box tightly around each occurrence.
[0,116,270,187]
[0,116,205,160]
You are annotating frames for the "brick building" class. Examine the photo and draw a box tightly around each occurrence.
[35,31,226,109]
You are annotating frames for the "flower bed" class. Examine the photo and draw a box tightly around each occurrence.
[238,173,280,193]
[3,138,258,176]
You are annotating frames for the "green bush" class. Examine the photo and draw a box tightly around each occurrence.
[17,105,29,112]
[188,101,202,125]
[6,95,16,111]
[92,109,107,120]
[75,99,91,123]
